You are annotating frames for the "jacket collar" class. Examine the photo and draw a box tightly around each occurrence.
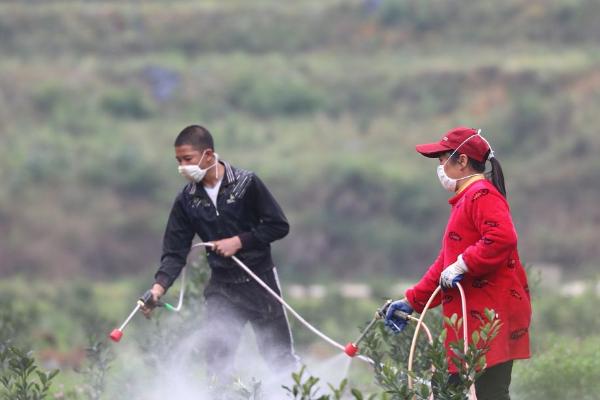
[188,160,237,195]
[222,160,236,186]
[448,178,488,205]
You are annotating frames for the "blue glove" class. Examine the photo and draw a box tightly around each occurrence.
[439,254,469,289]
[384,300,413,334]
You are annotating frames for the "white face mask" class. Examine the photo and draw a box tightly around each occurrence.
[178,151,219,183]
[437,163,480,192]
[436,131,485,192]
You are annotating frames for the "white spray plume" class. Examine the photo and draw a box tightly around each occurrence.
[107,310,353,400]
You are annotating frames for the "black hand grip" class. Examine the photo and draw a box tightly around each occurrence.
[393,309,410,320]
[139,290,154,306]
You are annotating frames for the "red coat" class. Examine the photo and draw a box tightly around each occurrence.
[405,179,531,372]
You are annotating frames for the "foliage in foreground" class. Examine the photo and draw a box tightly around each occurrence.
[0,343,59,400]
[0,310,500,400]
[0,258,502,400]
[512,335,600,400]
[359,310,500,400]
[2,267,599,399]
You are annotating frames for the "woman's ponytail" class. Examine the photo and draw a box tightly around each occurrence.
[454,142,507,197]
[488,156,507,198]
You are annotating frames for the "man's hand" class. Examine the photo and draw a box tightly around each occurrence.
[141,284,165,318]
[440,254,469,288]
[212,236,242,258]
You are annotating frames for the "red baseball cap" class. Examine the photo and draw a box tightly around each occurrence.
[415,126,491,163]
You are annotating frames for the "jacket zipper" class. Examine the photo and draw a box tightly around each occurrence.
[213,195,220,216]
[214,191,221,216]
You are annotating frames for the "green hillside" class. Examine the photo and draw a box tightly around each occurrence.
[1,0,599,281]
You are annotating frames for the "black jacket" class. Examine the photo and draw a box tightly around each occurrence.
[154,161,289,288]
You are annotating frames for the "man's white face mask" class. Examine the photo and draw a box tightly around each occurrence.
[178,151,219,183]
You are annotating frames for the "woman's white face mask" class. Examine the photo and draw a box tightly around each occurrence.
[436,133,482,192]
[178,151,219,183]
[437,162,460,192]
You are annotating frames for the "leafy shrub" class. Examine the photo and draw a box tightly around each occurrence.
[76,339,114,400]
[282,366,381,400]
[32,85,70,116]
[375,0,449,31]
[531,288,600,340]
[283,366,347,400]
[228,75,325,117]
[0,343,59,400]
[512,336,600,400]
[32,84,98,136]
[0,294,37,349]
[361,310,500,400]
[506,91,547,152]
[101,89,153,119]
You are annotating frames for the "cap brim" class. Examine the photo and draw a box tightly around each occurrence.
[415,142,452,158]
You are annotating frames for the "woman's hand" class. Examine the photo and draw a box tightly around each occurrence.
[440,254,468,288]
[384,299,414,334]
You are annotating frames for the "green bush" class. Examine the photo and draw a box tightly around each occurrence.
[530,288,600,342]
[0,295,36,347]
[512,336,600,400]
[0,343,59,400]
[361,310,501,400]
[506,91,547,152]
[31,84,98,136]
[228,75,325,117]
[32,85,70,116]
[101,89,153,119]
[283,367,352,400]
[375,0,449,31]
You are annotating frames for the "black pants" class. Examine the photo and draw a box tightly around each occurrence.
[202,268,299,382]
[449,360,513,400]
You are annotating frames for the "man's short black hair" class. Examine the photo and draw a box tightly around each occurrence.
[174,125,214,151]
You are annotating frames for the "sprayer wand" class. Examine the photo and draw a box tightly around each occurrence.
[344,300,389,357]
[109,267,187,342]
[344,299,425,357]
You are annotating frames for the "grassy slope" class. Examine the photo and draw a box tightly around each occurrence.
[0,0,599,281]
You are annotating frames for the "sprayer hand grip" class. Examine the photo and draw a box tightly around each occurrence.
[138,290,175,311]
[138,290,155,306]
[376,300,393,319]
[384,300,413,334]
[392,309,411,320]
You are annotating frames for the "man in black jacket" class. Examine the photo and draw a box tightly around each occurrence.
[142,125,298,381]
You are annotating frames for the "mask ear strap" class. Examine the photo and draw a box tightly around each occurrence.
[447,132,478,163]
[477,129,495,161]
[198,150,207,166]
[213,153,220,180]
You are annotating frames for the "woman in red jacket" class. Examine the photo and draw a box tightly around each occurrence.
[385,126,531,400]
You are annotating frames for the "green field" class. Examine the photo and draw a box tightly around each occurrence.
[1,0,600,280]
[2,264,600,399]
[1,0,600,399]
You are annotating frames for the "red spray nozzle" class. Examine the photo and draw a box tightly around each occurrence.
[109,329,123,342]
[344,342,359,357]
